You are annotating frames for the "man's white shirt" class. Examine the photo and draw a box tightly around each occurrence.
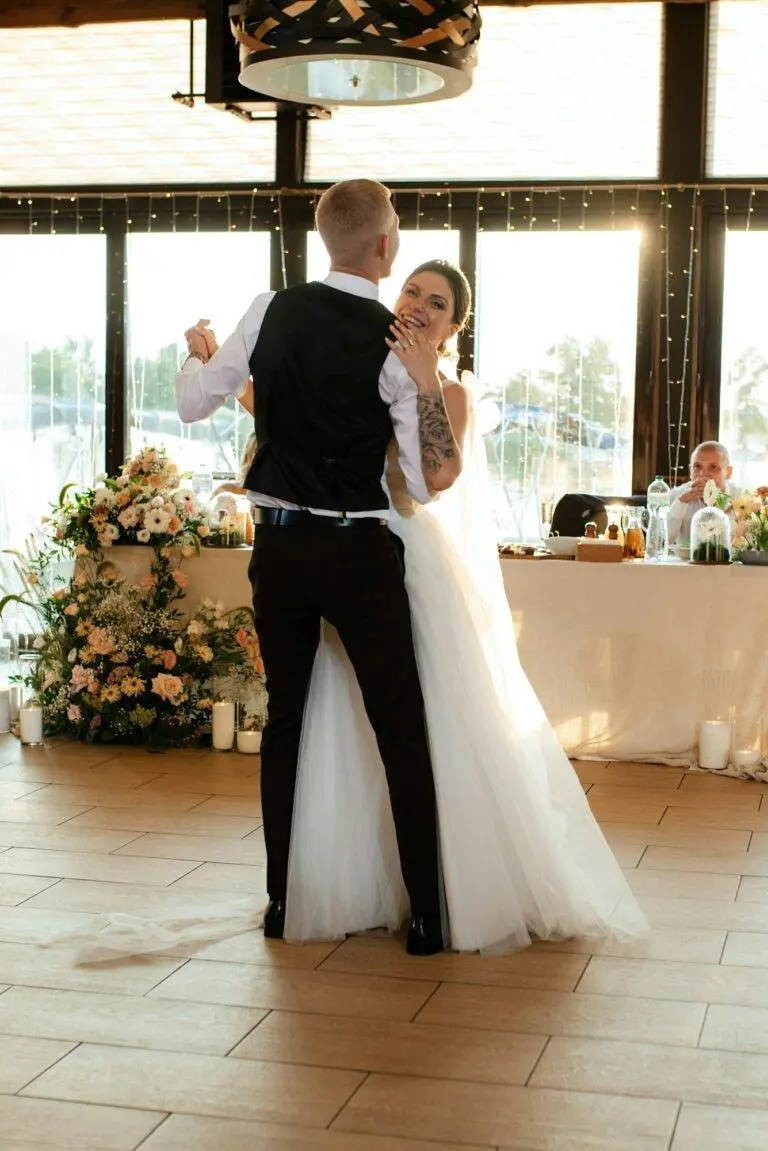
[173,271,432,513]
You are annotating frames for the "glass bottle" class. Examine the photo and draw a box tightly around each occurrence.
[644,475,671,562]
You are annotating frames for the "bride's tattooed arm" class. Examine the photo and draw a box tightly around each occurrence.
[418,393,459,480]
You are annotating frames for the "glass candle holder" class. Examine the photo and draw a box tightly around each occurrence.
[731,711,763,771]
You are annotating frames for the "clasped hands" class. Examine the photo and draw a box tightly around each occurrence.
[185,319,219,364]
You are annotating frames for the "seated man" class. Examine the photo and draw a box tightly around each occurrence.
[667,441,738,546]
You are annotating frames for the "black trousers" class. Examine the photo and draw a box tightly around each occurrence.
[248,522,441,918]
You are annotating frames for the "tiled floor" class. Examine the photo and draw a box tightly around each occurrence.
[0,735,767,1149]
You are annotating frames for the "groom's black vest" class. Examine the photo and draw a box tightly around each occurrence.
[243,282,395,513]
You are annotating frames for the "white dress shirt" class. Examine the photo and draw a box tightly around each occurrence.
[173,271,432,512]
[667,480,740,545]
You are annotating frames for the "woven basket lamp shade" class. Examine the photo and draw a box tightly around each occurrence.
[229,0,481,106]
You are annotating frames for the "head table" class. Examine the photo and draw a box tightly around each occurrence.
[110,546,766,766]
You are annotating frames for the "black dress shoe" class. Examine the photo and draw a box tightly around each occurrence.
[405,914,443,956]
[263,898,286,940]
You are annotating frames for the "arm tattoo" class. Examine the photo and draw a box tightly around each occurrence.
[417,394,457,474]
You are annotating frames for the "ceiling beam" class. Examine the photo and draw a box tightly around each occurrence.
[0,0,709,26]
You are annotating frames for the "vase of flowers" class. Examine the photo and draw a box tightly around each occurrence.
[50,445,207,555]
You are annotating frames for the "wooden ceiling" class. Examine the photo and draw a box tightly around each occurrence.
[0,0,706,29]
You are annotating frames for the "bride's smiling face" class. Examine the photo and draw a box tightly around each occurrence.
[394,271,460,348]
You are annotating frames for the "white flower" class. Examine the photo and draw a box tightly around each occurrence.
[136,528,151,543]
[67,649,77,663]
[115,474,130,488]
[144,508,171,534]
[702,480,719,507]
[151,495,165,508]
[93,486,115,507]
[95,473,107,484]
[33,636,44,649]
[117,506,140,530]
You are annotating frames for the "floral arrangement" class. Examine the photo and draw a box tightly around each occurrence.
[49,445,208,553]
[728,487,768,556]
[206,494,250,548]
[1,448,266,750]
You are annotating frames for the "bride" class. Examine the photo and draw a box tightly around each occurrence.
[278,259,647,953]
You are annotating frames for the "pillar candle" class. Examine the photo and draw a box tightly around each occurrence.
[19,703,43,746]
[698,720,732,771]
[212,700,235,751]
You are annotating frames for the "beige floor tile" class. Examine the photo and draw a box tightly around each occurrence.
[721,930,768,967]
[638,895,768,932]
[232,1010,546,1085]
[0,749,115,773]
[0,762,163,787]
[678,772,768,794]
[191,796,263,818]
[333,1073,677,1150]
[0,821,140,853]
[601,821,751,853]
[191,930,339,968]
[0,799,96,825]
[586,799,670,825]
[744,830,768,854]
[114,831,267,866]
[623,867,740,901]
[531,1034,768,1108]
[142,1115,487,1151]
[541,925,727,964]
[0,873,61,906]
[672,1101,768,1150]
[23,1043,364,1127]
[0,1032,76,1091]
[0,906,102,944]
[150,958,438,1020]
[601,764,686,789]
[579,955,768,1007]
[0,847,200,885]
[0,939,185,994]
[22,877,260,918]
[0,1095,165,1150]
[737,876,768,902]
[0,984,267,1054]
[137,775,262,798]
[65,806,261,837]
[319,934,589,991]
[700,1003,768,1054]
[640,846,768,878]
[0,780,49,799]
[169,861,267,892]
[417,981,705,1045]
[590,784,761,812]
[15,784,210,810]
[130,756,259,780]
[659,805,768,832]
[571,761,611,784]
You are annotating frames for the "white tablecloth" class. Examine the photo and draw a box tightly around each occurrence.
[113,547,768,766]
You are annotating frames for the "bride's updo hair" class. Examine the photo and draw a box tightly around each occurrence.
[405,259,472,356]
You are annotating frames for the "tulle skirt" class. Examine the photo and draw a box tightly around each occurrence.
[285,505,647,953]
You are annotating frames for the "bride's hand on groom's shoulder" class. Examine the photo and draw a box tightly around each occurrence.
[385,318,440,392]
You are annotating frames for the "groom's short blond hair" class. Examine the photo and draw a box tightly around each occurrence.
[315,179,394,266]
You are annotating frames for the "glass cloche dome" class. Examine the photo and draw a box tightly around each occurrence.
[690,505,731,564]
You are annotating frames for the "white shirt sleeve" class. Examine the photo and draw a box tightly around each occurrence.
[379,350,433,506]
[174,291,275,422]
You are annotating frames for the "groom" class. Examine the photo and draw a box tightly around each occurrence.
[174,178,456,955]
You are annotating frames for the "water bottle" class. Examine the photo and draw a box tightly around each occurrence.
[192,464,213,502]
[645,474,671,563]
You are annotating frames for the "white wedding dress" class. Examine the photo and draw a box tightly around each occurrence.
[284,377,647,953]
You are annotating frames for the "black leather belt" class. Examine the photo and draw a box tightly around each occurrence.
[253,507,388,528]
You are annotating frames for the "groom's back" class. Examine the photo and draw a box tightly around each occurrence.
[244,282,394,513]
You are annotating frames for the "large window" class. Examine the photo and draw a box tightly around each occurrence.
[0,21,275,185]
[719,230,768,490]
[127,232,270,478]
[307,4,662,182]
[0,235,106,562]
[476,230,641,541]
[708,2,768,177]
